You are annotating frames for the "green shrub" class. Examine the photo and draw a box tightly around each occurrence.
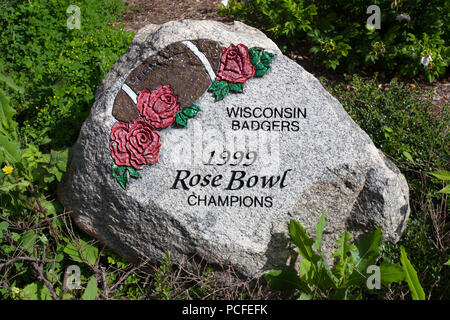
[221,0,449,82]
[0,0,133,148]
[330,75,449,299]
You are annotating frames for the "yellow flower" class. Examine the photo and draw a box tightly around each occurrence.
[2,165,13,175]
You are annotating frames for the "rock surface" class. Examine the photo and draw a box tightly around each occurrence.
[58,20,410,277]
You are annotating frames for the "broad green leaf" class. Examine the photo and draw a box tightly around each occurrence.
[0,133,21,164]
[380,260,405,285]
[265,270,311,293]
[64,242,83,263]
[51,148,69,172]
[298,293,312,300]
[22,284,38,300]
[400,246,425,300]
[0,90,16,130]
[402,151,413,162]
[82,276,98,300]
[39,199,59,216]
[79,240,99,266]
[175,112,188,127]
[429,170,450,181]
[21,231,37,254]
[0,73,24,92]
[289,219,320,264]
[352,227,382,271]
[332,231,357,278]
[437,185,450,194]
[444,259,450,266]
[22,282,52,300]
[316,262,339,290]
[64,240,99,266]
[314,211,327,252]
[299,259,314,283]
[0,221,8,237]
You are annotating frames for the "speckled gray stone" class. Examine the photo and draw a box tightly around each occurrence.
[58,20,410,278]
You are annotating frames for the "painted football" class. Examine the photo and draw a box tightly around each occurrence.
[112,40,222,122]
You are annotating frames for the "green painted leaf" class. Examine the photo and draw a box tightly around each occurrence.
[289,219,320,264]
[229,82,244,93]
[126,166,140,178]
[249,48,263,66]
[261,51,274,65]
[82,276,98,300]
[254,63,269,77]
[400,246,425,300]
[116,173,128,190]
[265,269,311,293]
[208,80,228,92]
[175,112,188,127]
[112,163,126,178]
[380,260,405,285]
[182,105,201,118]
[214,84,230,101]
[429,170,450,181]
[314,211,327,252]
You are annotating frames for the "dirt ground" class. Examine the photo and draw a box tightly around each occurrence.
[119,0,449,116]
[120,0,231,31]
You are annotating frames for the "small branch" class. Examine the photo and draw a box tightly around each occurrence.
[0,256,56,269]
[100,267,109,299]
[31,262,59,300]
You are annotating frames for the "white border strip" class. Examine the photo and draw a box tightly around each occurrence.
[182,41,216,81]
[121,83,138,104]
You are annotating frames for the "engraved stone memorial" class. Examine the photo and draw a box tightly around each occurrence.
[58,20,410,278]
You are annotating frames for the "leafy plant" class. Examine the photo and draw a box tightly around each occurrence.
[221,0,449,82]
[0,0,133,147]
[266,213,425,300]
[428,170,450,194]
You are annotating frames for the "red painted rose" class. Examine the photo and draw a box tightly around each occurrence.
[216,44,255,84]
[136,85,180,129]
[110,118,161,169]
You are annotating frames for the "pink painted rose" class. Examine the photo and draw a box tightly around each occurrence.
[136,85,180,129]
[216,44,255,84]
[110,118,161,169]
